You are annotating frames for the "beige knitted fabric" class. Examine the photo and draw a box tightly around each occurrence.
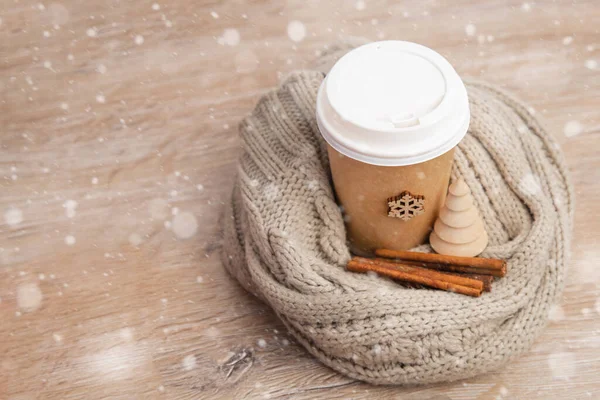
[221,45,574,385]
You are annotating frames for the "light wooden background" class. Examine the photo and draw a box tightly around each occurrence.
[1,0,599,399]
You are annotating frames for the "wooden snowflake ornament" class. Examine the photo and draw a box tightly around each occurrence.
[387,191,425,221]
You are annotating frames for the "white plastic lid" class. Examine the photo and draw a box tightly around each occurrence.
[316,41,470,166]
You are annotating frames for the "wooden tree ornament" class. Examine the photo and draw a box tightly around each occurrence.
[429,178,488,257]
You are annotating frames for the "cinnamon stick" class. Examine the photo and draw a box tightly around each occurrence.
[448,272,493,292]
[356,258,483,290]
[347,257,483,297]
[388,259,494,292]
[374,249,506,277]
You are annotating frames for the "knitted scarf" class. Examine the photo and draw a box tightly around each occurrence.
[221,43,574,385]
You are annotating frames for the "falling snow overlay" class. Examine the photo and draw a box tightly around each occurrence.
[86,27,98,37]
[465,23,476,36]
[148,198,170,220]
[548,304,565,322]
[0,1,596,397]
[4,208,23,226]
[182,355,197,371]
[548,352,577,380]
[287,21,306,42]
[217,29,240,46]
[17,283,43,312]
[372,344,382,355]
[65,235,76,245]
[128,233,143,246]
[48,3,70,25]
[584,60,598,70]
[518,173,542,197]
[63,199,78,218]
[564,120,584,137]
[172,212,198,239]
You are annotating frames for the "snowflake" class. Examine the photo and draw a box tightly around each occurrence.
[387,191,425,221]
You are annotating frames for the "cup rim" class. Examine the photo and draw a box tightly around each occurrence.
[315,40,470,167]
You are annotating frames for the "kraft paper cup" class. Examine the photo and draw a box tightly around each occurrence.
[316,41,470,254]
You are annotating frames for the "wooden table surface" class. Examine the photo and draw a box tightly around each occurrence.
[1,0,599,399]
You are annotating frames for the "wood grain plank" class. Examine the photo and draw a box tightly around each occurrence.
[1,0,599,399]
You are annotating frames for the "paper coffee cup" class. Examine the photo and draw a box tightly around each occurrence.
[316,41,470,254]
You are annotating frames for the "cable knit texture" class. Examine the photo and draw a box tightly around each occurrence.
[221,42,574,385]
